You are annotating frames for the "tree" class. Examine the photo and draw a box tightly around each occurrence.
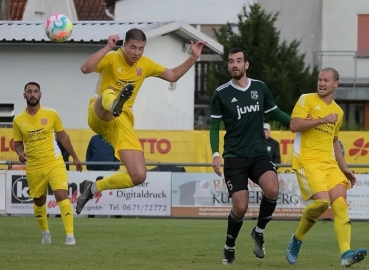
[207,4,319,124]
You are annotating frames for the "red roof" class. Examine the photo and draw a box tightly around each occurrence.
[9,0,116,21]
[9,0,27,20]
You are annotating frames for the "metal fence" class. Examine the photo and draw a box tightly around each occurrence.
[313,50,369,89]
[1,161,369,170]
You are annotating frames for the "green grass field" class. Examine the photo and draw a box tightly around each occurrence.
[0,217,368,270]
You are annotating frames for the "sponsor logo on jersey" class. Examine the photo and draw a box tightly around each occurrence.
[237,102,260,119]
[41,118,48,125]
[136,68,143,76]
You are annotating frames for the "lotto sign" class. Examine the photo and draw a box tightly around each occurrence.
[5,171,172,216]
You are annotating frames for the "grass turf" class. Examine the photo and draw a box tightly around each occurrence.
[0,217,368,269]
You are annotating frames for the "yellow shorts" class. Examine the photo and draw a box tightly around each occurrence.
[26,159,68,198]
[87,95,143,160]
[295,163,350,201]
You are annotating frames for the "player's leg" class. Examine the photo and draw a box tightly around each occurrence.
[27,170,50,244]
[33,196,50,244]
[76,110,145,214]
[249,156,278,259]
[286,165,331,264]
[96,149,146,191]
[222,157,249,265]
[327,169,367,267]
[49,162,75,245]
[76,149,145,214]
[94,84,134,120]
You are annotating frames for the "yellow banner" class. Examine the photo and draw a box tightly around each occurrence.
[1,129,368,173]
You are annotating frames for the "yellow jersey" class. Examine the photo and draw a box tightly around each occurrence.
[13,106,64,169]
[291,93,344,169]
[95,48,166,108]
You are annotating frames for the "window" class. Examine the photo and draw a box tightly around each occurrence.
[357,15,369,56]
[34,11,45,20]
[0,104,14,128]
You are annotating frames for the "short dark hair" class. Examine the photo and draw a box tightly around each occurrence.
[125,28,146,43]
[24,82,40,92]
[229,48,249,62]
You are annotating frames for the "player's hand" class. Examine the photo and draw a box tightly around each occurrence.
[107,35,120,49]
[322,113,338,124]
[342,168,356,187]
[18,152,27,163]
[73,158,83,172]
[190,41,206,58]
[212,156,222,176]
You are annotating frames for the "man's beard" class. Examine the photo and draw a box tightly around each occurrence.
[26,99,40,107]
[230,69,245,80]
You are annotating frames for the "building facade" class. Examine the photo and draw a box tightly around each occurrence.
[0,21,222,130]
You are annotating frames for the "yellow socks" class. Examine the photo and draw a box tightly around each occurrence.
[331,197,351,254]
[102,89,117,112]
[295,199,330,241]
[96,172,135,191]
[58,199,74,235]
[34,204,49,232]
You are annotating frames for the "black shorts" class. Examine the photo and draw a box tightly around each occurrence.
[223,155,277,197]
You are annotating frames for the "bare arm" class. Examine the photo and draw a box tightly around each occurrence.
[290,118,325,133]
[159,55,198,82]
[81,45,111,74]
[333,137,348,171]
[159,41,206,82]
[56,131,78,160]
[81,35,119,74]
[14,141,24,156]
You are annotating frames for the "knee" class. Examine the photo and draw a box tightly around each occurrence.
[263,185,279,200]
[232,204,248,217]
[54,190,68,202]
[314,199,331,212]
[130,171,147,185]
[33,196,46,207]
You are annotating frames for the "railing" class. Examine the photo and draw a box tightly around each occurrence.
[194,61,222,104]
[1,161,368,170]
[313,50,369,89]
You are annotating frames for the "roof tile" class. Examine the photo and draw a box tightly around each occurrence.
[9,0,116,21]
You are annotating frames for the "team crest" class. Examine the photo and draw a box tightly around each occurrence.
[41,118,48,125]
[250,91,259,100]
[136,68,142,76]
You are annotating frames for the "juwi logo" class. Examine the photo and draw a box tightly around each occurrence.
[237,103,260,120]
[348,138,369,160]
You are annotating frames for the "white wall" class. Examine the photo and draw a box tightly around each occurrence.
[133,34,194,130]
[257,0,322,68]
[0,35,194,130]
[115,0,254,24]
[322,0,369,78]
[22,0,78,21]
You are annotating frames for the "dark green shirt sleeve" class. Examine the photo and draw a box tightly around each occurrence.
[210,90,222,154]
[210,118,221,153]
[267,108,291,125]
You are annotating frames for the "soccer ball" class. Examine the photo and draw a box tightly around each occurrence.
[44,14,73,42]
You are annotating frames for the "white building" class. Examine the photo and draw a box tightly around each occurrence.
[0,21,223,130]
[115,0,322,67]
[113,0,369,128]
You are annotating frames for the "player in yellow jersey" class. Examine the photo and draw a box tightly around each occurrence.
[13,82,83,245]
[286,68,367,267]
[75,28,206,214]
